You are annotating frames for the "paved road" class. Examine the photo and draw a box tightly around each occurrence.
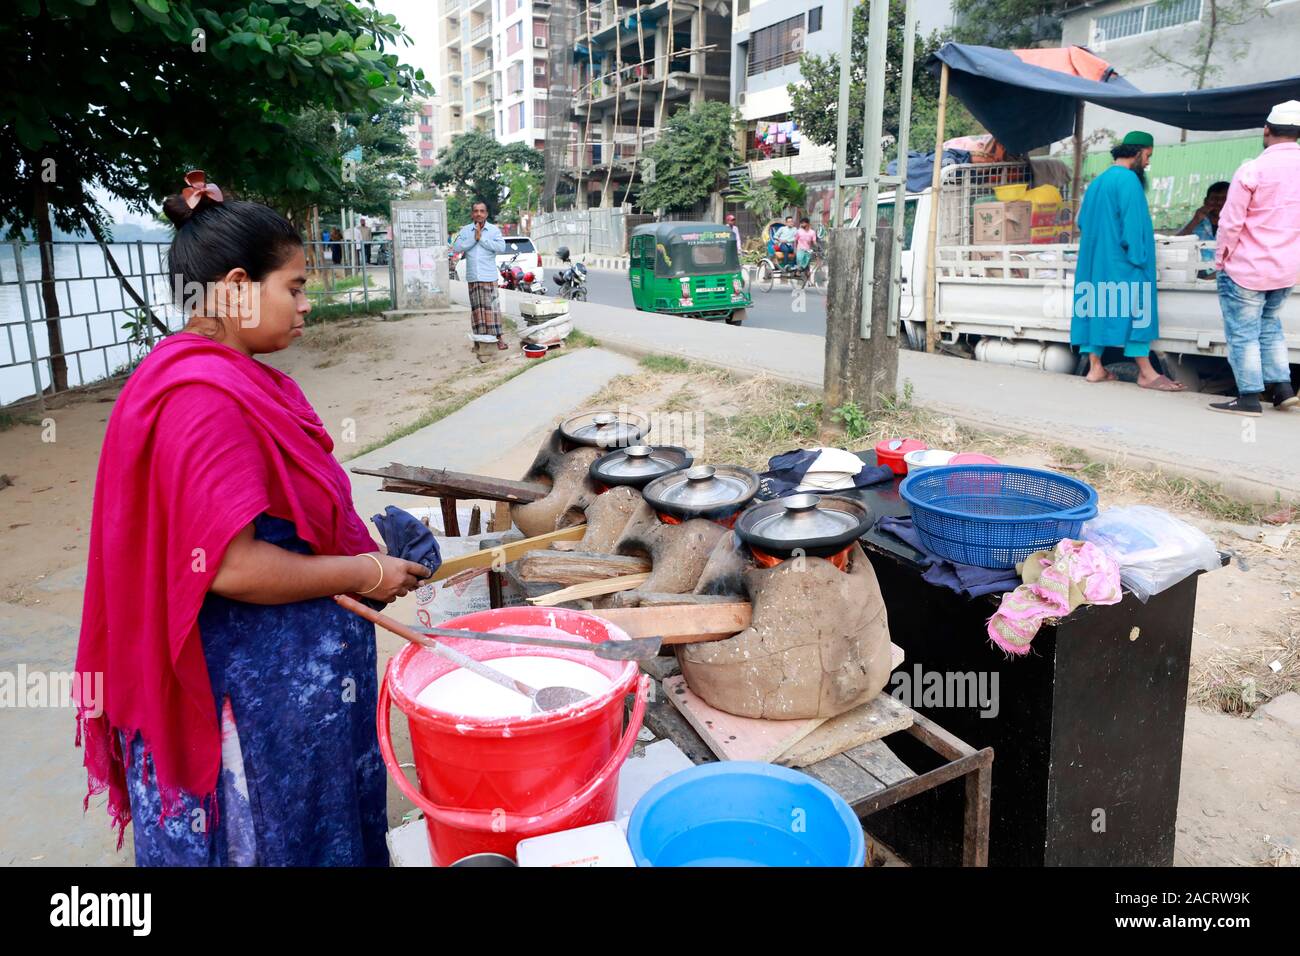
[571,266,827,337]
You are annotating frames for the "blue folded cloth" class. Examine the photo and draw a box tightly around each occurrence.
[875,515,1018,598]
[370,506,443,574]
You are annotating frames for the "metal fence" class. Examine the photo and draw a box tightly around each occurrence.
[1,239,394,409]
[531,207,633,256]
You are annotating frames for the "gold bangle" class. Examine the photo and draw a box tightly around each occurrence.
[357,553,385,594]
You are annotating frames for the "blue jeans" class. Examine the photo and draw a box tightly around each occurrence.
[1218,273,1293,395]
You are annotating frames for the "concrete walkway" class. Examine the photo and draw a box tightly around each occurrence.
[347,347,638,517]
[455,284,1300,503]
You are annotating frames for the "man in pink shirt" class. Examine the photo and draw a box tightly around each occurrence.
[1209,100,1300,416]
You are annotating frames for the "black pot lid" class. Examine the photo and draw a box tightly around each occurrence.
[735,493,873,554]
[590,445,693,486]
[558,410,649,449]
[643,464,759,514]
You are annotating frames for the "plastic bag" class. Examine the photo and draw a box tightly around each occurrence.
[1081,506,1221,602]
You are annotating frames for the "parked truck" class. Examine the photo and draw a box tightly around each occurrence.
[859,161,1300,392]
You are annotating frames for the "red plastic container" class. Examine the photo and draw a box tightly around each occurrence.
[875,438,928,476]
[378,607,649,866]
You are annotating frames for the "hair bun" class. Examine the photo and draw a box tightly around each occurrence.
[162,193,197,228]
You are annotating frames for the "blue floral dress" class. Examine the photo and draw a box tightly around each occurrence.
[121,514,388,866]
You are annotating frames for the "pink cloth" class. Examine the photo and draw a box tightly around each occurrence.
[1215,142,1300,291]
[795,227,817,252]
[986,540,1122,656]
[74,332,376,845]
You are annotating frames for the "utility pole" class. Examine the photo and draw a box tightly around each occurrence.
[824,0,915,422]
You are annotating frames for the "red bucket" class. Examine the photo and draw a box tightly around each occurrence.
[378,607,649,866]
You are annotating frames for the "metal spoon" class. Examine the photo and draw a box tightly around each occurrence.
[334,595,590,713]
[415,624,663,661]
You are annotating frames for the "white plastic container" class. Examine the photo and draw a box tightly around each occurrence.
[903,449,956,473]
[515,821,636,868]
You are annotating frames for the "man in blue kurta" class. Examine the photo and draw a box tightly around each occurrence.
[1071,131,1184,391]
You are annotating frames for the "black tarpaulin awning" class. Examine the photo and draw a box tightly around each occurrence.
[928,42,1300,154]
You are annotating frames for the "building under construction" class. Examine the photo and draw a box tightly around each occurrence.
[542,0,733,211]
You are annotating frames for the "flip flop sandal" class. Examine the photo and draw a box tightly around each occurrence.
[1139,374,1184,392]
[496,339,509,350]
[1085,370,1119,383]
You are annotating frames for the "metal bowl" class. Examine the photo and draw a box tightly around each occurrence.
[642,464,760,522]
[734,493,873,558]
[589,444,694,490]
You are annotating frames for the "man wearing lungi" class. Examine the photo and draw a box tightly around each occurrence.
[452,201,510,350]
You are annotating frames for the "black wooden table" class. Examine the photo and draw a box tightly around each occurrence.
[637,663,994,867]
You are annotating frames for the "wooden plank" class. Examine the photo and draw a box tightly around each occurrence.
[643,687,717,765]
[439,497,461,537]
[586,603,752,644]
[526,573,650,606]
[515,550,651,585]
[619,592,742,608]
[802,753,886,805]
[427,524,586,582]
[491,501,511,533]
[662,675,827,763]
[352,463,550,503]
[777,691,913,768]
[842,739,915,786]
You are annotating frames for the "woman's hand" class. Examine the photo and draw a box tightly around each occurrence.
[357,552,431,604]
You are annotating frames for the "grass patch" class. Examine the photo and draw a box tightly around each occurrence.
[307,274,371,293]
[567,329,599,349]
[306,296,391,326]
[639,354,690,373]
[1188,618,1299,716]
[0,412,40,432]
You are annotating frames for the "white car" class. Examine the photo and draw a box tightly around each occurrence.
[496,235,544,287]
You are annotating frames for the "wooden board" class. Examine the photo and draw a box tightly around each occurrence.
[586,603,752,644]
[352,463,550,503]
[515,549,651,586]
[427,524,586,582]
[664,644,906,766]
[662,675,827,763]
[840,739,915,786]
[777,701,912,767]
[526,573,650,606]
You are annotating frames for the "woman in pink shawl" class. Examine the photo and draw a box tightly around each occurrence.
[74,172,430,865]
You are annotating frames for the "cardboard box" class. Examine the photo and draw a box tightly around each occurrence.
[973,201,1032,244]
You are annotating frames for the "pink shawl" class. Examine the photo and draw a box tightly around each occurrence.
[74,332,376,845]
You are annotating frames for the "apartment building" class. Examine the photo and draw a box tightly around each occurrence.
[494,0,553,148]
[1060,0,1300,145]
[408,99,438,171]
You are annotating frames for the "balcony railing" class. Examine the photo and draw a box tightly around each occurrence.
[470,20,491,42]
[441,0,459,13]
[472,94,493,110]
[471,57,493,78]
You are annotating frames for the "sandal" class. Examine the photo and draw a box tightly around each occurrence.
[1138,374,1185,392]
[1085,370,1118,383]
[496,338,509,351]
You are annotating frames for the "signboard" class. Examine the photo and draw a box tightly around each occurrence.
[390,200,449,310]
[728,165,751,189]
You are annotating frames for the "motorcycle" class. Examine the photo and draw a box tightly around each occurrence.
[552,247,588,302]
[498,253,546,295]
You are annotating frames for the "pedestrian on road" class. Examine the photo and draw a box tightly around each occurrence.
[726,213,741,257]
[1208,100,1300,417]
[452,201,510,350]
[359,217,373,264]
[795,217,818,271]
[1070,130,1183,392]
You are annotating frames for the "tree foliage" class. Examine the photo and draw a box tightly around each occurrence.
[637,101,739,213]
[499,161,542,225]
[788,1,956,176]
[0,0,431,238]
[950,0,1071,48]
[428,129,544,221]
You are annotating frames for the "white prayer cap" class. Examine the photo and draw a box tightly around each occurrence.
[1266,100,1300,126]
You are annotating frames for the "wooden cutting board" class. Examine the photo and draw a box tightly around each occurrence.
[663,643,905,764]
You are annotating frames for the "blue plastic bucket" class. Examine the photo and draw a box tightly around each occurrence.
[626,762,865,867]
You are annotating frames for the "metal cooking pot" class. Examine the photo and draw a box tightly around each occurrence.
[557,409,650,449]
[641,464,759,523]
[589,444,694,490]
[734,493,873,558]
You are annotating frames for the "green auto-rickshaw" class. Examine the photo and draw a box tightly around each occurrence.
[628,222,751,325]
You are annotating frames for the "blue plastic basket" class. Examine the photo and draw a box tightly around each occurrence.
[899,465,1098,569]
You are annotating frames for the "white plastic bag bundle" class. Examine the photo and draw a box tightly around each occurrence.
[1081,506,1221,602]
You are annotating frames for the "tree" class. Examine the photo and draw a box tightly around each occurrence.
[499,161,542,225]
[0,0,428,390]
[428,129,544,221]
[638,101,739,214]
[950,0,1072,48]
[789,2,963,177]
[1139,0,1265,142]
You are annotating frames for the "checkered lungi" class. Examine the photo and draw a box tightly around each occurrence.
[468,281,503,336]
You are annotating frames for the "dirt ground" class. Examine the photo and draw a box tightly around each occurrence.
[1,335,1295,867]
